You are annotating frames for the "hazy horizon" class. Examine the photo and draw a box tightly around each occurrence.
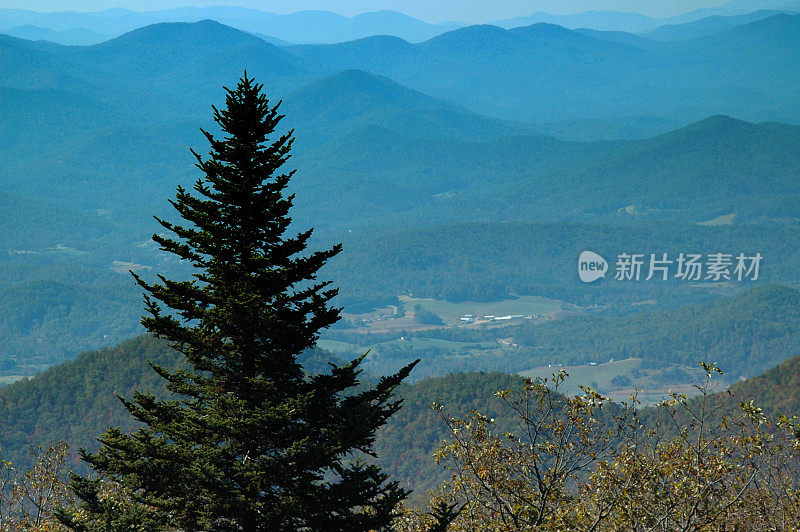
[1,0,736,23]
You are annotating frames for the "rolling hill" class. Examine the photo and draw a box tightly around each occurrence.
[0,333,518,500]
[510,284,800,379]
[282,69,532,146]
[642,10,788,40]
[289,23,652,123]
[495,11,660,32]
[287,15,800,123]
[0,24,108,45]
[288,115,800,229]
[326,220,800,309]
[730,353,800,415]
[0,8,463,45]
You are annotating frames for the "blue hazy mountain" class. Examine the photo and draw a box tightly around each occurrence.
[289,115,800,229]
[642,10,791,40]
[494,3,798,32]
[0,8,158,37]
[3,20,800,228]
[289,23,653,123]
[660,0,800,24]
[495,10,660,32]
[6,13,800,125]
[666,14,800,122]
[282,69,534,146]
[0,24,108,45]
[2,21,315,122]
[709,0,800,14]
[570,28,657,48]
[532,116,684,141]
[288,14,800,123]
[3,3,798,46]
[0,7,463,45]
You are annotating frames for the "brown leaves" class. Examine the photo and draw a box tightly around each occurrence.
[0,442,73,531]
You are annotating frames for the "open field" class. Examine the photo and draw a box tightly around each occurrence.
[698,213,736,226]
[340,295,566,333]
[404,295,563,322]
[519,358,707,405]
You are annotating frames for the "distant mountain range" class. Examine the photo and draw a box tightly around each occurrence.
[3,18,800,238]
[2,3,799,46]
[0,8,462,45]
[1,16,800,365]
[495,0,800,31]
[288,14,800,123]
[0,24,108,45]
[495,11,661,32]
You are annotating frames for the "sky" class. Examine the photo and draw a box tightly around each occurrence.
[1,0,735,23]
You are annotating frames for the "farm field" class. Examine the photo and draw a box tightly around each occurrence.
[340,295,566,332]
[405,295,564,323]
[519,358,706,405]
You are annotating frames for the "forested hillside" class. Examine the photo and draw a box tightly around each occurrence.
[511,284,800,378]
[0,334,517,501]
[2,4,800,528]
[729,353,800,415]
[3,327,800,505]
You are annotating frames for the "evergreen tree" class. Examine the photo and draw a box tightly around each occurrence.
[57,74,417,531]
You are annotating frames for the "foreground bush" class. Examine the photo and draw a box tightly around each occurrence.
[400,363,800,531]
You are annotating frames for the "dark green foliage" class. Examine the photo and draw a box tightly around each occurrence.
[0,334,519,506]
[413,304,443,326]
[0,335,344,471]
[610,374,632,387]
[426,500,463,531]
[60,74,416,531]
[0,335,179,468]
